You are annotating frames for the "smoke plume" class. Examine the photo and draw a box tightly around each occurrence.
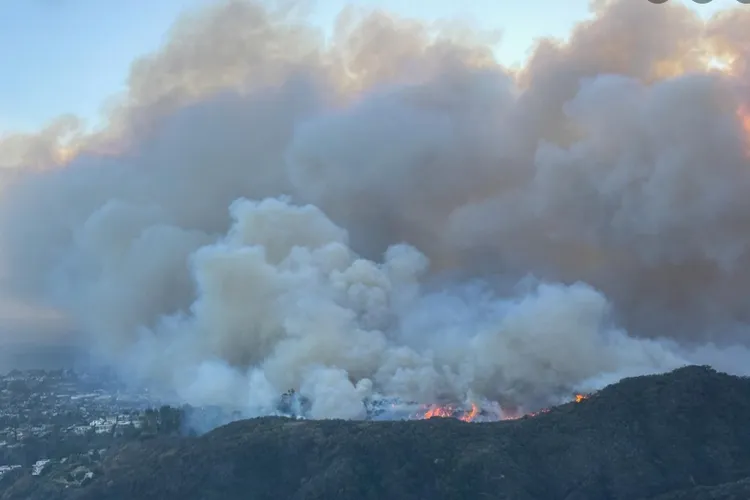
[1,0,750,418]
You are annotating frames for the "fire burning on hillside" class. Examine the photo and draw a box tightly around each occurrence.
[414,393,590,422]
[276,391,592,422]
[420,403,482,422]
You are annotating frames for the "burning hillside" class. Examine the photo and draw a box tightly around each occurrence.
[272,389,591,423]
[414,393,589,422]
[420,403,481,422]
[0,0,749,426]
[14,366,750,500]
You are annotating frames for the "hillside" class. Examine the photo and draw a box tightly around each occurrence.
[3,365,750,500]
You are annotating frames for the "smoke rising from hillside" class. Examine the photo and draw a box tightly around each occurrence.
[1,0,750,417]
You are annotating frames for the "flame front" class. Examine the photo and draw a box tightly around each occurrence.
[423,405,455,419]
[416,393,590,422]
[419,403,482,422]
[459,403,480,422]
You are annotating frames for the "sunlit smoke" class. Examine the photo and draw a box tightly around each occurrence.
[739,105,750,155]
[0,0,749,422]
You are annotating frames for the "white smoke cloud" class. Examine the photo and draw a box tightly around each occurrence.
[0,0,749,419]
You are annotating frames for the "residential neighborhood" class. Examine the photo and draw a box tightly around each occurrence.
[0,368,174,491]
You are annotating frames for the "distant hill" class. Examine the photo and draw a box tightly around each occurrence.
[4,365,750,500]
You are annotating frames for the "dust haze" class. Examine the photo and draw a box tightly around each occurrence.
[1,0,749,418]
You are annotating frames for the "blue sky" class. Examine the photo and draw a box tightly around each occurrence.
[0,0,737,134]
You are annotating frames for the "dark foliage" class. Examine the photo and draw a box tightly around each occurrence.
[5,365,750,500]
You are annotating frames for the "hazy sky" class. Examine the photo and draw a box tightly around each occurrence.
[0,0,737,134]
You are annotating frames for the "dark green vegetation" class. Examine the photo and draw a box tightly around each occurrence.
[4,365,750,500]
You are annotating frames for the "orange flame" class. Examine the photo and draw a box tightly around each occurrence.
[420,402,482,422]
[418,392,590,422]
[459,403,480,422]
[423,405,455,419]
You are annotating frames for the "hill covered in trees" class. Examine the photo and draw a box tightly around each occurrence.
[4,365,750,500]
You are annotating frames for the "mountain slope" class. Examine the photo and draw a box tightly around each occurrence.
[4,365,750,500]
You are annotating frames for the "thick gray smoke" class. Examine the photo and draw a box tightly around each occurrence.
[1,0,750,418]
